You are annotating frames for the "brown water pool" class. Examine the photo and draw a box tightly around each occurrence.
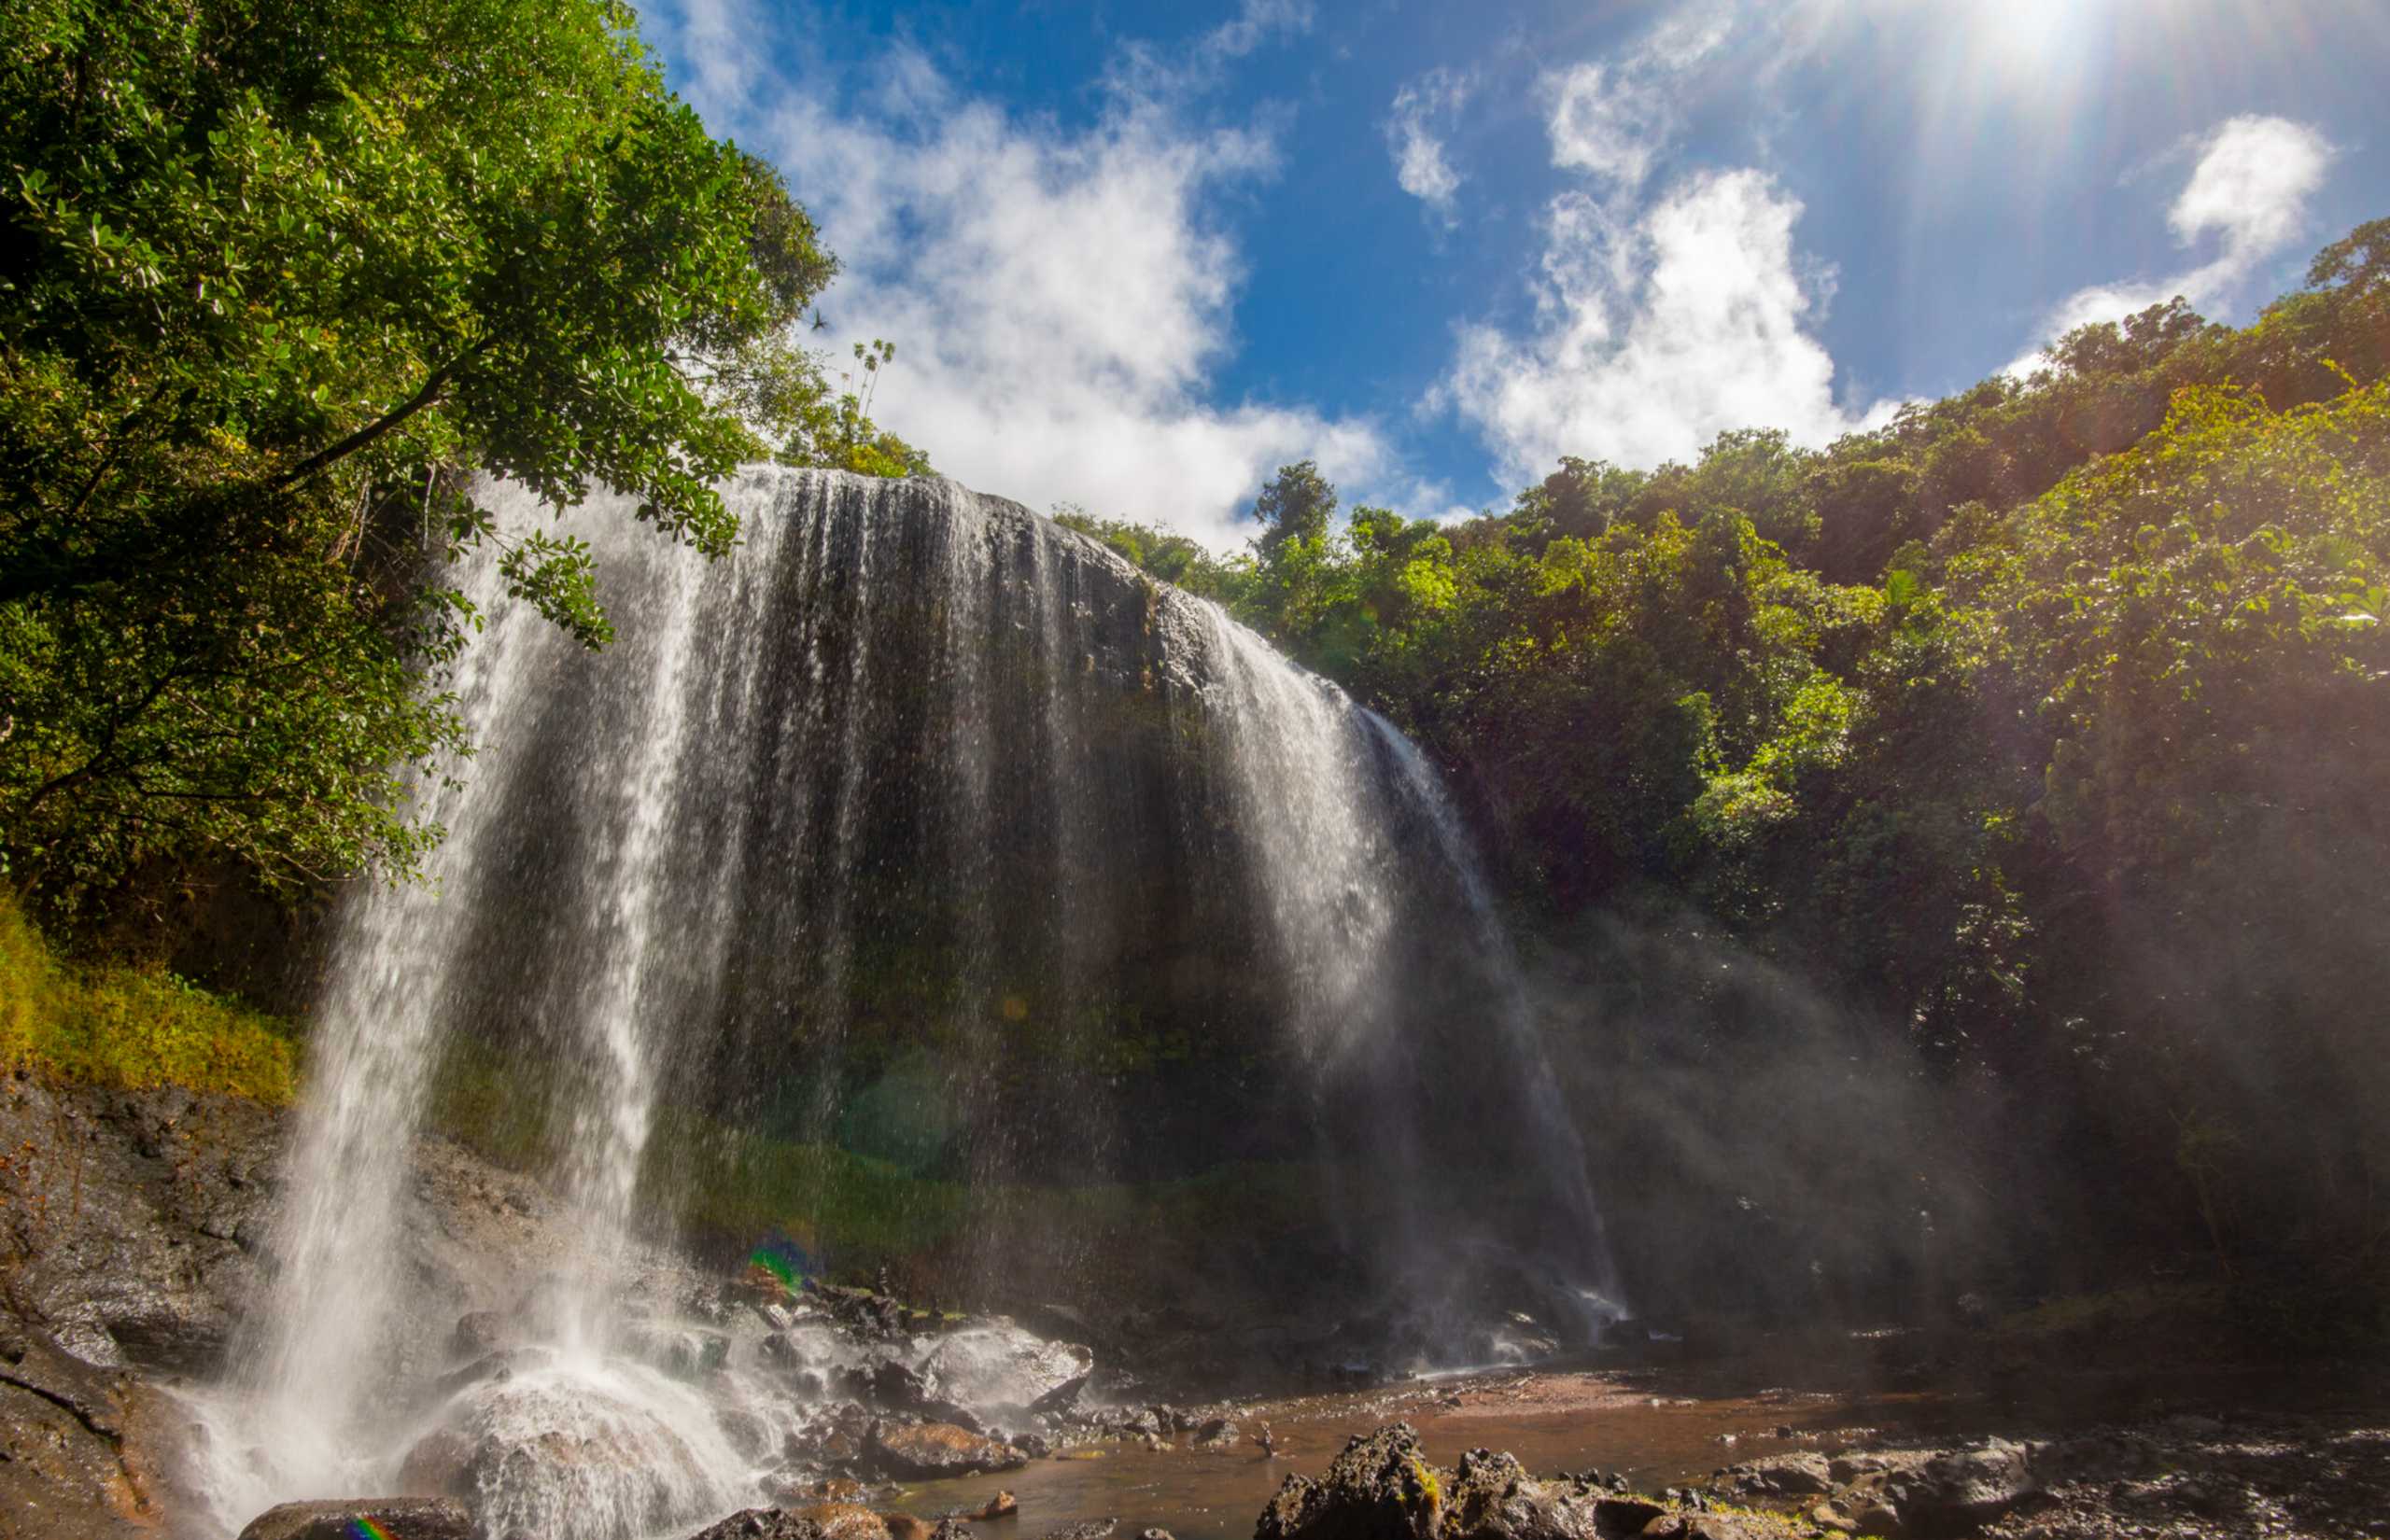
[886,1368,1989,1540]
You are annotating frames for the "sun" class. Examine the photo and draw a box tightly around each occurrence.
[1970,0,2097,76]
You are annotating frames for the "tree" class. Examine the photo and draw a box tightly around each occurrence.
[1238,461,1343,649]
[0,0,844,904]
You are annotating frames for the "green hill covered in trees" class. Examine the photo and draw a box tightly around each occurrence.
[1066,235,2390,1331]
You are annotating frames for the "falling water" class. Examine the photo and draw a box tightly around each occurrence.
[203,469,1615,1538]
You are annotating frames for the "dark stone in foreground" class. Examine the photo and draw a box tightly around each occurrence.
[1884,1438,2037,1536]
[682,1512,835,1540]
[1253,1424,1785,1540]
[1034,1522,1118,1540]
[236,1496,476,1540]
[1256,1423,1444,1540]
[1589,1498,1665,1538]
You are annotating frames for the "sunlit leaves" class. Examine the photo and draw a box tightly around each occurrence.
[0,0,837,903]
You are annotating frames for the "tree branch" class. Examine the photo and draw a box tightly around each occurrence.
[271,333,499,493]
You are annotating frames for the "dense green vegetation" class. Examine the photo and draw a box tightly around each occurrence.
[1076,228,2390,1325]
[0,889,297,1100]
[0,0,921,913]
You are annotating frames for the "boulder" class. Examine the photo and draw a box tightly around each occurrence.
[1736,1453,1832,1497]
[972,1491,1019,1521]
[682,1513,835,1540]
[805,1505,904,1540]
[453,1309,508,1358]
[1590,1498,1665,1538]
[866,1421,1030,1480]
[394,1426,476,1499]
[1192,1418,1241,1450]
[237,1497,476,1540]
[1254,1423,1446,1540]
[1439,1447,1599,1540]
[1885,1438,2035,1536]
[1851,1502,1903,1536]
[920,1323,1094,1416]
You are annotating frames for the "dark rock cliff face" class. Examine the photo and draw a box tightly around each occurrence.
[0,1074,281,1377]
[0,1075,281,1537]
[0,1075,574,1538]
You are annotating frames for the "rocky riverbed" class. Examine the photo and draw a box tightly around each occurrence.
[6,1075,2386,1540]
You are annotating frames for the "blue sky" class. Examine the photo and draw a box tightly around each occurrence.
[643,0,2390,545]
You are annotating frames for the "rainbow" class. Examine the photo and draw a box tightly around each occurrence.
[348,1519,394,1540]
[751,1244,804,1295]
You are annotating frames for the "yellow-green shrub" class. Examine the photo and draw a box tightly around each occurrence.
[0,892,298,1103]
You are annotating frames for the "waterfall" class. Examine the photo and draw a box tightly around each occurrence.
[202,469,1614,1537]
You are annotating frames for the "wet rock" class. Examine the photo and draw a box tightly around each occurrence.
[1193,1418,1242,1449]
[1851,1501,1903,1535]
[453,1309,508,1358]
[1440,1446,1600,1540]
[921,1323,1095,1416]
[1637,1516,1777,1540]
[786,1503,897,1540]
[866,1421,1031,1480]
[971,1491,1019,1521]
[433,1349,521,1399]
[719,1407,775,1462]
[1029,1371,1093,1417]
[1255,1423,1446,1540]
[851,1358,985,1430]
[682,1512,836,1540]
[0,1083,281,1377]
[236,1496,476,1540]
[1139,1531,1175,1540]
[2032,1431,2159,1485]
[1885,1437,2035,1535]
[1033,1522,1118,1540]
[1736,1452,1832,1496]
[395,1426,477,1499]
[1590,1498,1665,1538]
[1011,1432,1053,1459]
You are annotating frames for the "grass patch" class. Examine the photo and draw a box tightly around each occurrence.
[0,890,299,1103]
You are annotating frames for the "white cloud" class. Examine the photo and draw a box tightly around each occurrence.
[1545,63,1664,190]
[1541,4,1728,190]
[1441,5,1888,481]
[2014,114,2335,370]
[1106,0,1314,105]
[1385,69,1471,222]
[649,1,1392,549]
[1447,171,1894,481]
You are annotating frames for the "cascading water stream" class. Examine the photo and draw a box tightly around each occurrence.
[200,469,1616,1540]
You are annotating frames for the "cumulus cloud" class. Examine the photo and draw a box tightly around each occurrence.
[1440,5,1888,481]
[1447,172,1892,482]
[1385,69,1471,222]
[648,0,1388,548]
[2017,114,2335,369]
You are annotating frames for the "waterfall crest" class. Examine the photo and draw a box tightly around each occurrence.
[206,469,1615,1537]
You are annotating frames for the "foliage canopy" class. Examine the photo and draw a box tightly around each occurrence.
[0,0,874,904]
